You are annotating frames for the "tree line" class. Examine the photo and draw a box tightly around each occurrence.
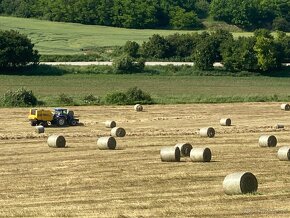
[1,29,290,74]
[119,29,290,72]
[0,0,289,31]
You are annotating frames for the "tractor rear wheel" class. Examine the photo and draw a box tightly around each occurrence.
[57,118,66,127]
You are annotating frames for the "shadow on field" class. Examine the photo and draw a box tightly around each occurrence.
[0,65,68,76]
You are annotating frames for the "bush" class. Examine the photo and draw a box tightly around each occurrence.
[1,87,38,107]
[126,86,153,104]
[105,92,128,105]
[105,87,153,105]
[123,41,140,58]
[112,55,145,73]
[58,93,74,105]
[83,94,100,105]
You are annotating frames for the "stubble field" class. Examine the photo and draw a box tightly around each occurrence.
[0,103,290,217]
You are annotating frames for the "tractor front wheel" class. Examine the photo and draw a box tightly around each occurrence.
[57,118,66,127]
[70,120,77,126]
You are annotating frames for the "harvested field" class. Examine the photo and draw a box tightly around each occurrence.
[0,103,290,217]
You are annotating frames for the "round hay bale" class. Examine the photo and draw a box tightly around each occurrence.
[259,135,277,147]
[220,118,231,126]
[160,146,180,162]
[190,147,212,162]
[199,127,215,138]
[134,104,143,112]
[105,120,116,128]
[35,125,44,134]
[275,124,284,129]
[277,146,290,161]
[111,127,126,137]
[97,136,116,150]
[223,172,258,195]
[47,135,66,148]
[174,143,192,157]
[281,103,290,111]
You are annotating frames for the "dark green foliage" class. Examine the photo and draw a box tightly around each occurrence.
[221,37,258,71]
[58,93,74,105]
[123,41,140,58]
[83,94,100,105]
[105,87,153,105]
[140,34,172,59]
[1,87,38,107]
[169,6,203,29]
[272,17,290,32]
[112,55,145,73]
[126,86,153,104]
[166,33,198,58]
[105,92,128,105]
[0,30,39,69]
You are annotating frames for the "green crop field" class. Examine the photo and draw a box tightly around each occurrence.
[0,16,255,55]
[1,74,290,105]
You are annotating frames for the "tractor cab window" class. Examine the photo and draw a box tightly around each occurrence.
[54,108,68,115]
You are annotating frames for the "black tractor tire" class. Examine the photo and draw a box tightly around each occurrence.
[39,121,48,127]
[31,121,37,126]
[57,117,66,127]
[70,120,77,126]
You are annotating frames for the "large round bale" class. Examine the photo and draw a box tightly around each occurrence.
[111,127,126,137]
[275,124,284,129]
[199,127,215,138]
[223,172,258,195]
[277,146,290,161]
[190,147,212,162]
[174,143,192,157]
[105,120,116,128]
[47,135,66,148]
[220,118,231,126]
[97,136,116,150]
[160,147,180,162]
[281,103,290,111]
[35,125,44,134]
[259,135,277,147]
[134,104,143,112]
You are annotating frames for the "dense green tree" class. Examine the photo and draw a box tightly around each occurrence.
[140,34,172,59]
[169,6,203,29]
[192,33,216,70]
[253,29,282,71]
[221,37,258,71]
[0,30,39,68]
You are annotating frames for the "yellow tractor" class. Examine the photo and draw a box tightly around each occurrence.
[28,108,79,127]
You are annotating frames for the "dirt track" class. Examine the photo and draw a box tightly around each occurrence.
[0,103,290,217]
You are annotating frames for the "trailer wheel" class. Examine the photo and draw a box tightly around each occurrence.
[57,118,66,126]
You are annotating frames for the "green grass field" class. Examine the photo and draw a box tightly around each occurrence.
[1,74,290,105]
[0,16,255,55]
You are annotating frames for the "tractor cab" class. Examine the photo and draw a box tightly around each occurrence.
[54,108,68,115]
